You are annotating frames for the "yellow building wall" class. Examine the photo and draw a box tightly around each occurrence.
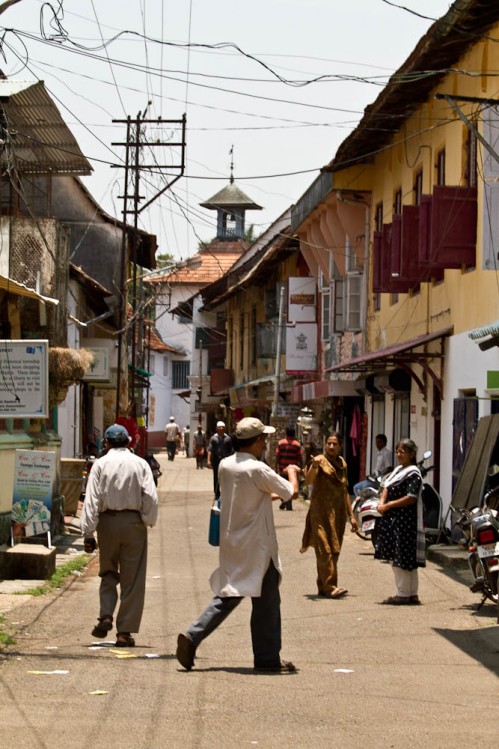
[225,254,302,386]
[334,35,499,350]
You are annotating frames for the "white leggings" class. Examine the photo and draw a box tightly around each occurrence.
[392,564,418,597]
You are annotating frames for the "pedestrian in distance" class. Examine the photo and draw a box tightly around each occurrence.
[300,432,358,599]
[80,424,158,647]
[353,433,393,496]
[193,425,207,469]
[164,416,181,461]
[183,424,190,457]
[207,420,235,499]
[375,438,425,605]
[176,417,299,673]
[275,426,303,511]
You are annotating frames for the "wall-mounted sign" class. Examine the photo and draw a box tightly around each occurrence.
[81,347,109,381]
[0,340,48,418]
[285,323,318,374]
[288,277,316,323]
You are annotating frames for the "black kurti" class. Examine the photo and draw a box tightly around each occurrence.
[374,473,423,571]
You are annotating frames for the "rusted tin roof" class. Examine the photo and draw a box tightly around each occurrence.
[0,80,92,175]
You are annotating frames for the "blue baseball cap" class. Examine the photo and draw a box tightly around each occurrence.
[104,424,130,441]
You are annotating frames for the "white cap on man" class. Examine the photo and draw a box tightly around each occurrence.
[235,417,275,440]
[216,421,225,428]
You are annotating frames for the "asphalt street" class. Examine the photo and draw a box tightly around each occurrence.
[1,451,498,749]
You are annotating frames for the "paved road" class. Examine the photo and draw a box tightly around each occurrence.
[1,453,498,749]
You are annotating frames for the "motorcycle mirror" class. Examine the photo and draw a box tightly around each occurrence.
[423,449,432,460]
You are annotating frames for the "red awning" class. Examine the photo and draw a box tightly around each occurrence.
[326,327,453,373]
[325,327,453,397]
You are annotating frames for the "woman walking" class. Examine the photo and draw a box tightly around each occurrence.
[300,432,357,598]
[374,438,425,605]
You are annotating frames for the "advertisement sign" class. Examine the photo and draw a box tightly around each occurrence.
[0,340,48,417]
[285,323,318,375]
[288,277,316,323]
[11,450,55,543]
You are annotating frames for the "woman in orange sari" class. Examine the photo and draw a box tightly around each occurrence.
[300,432,357,598]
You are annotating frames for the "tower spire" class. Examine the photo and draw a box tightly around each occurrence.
[229,145,234,184]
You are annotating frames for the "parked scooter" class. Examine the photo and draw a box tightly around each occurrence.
[352,450,444,546]
[352,481,382,544]
[451,487,499,613]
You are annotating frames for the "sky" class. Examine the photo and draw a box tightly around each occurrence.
[0,0,453,262]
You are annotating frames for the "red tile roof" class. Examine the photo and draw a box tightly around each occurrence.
[146,240,247,286]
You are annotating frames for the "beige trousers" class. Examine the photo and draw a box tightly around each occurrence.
[392,564,419,597]
[97,511,148,633]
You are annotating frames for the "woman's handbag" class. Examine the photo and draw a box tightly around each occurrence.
[208,498,221,546]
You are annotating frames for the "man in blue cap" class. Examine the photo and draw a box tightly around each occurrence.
[80,423,158,647]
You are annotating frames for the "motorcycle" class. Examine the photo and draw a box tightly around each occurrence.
[451,487,499,614]
[352,450,444,546]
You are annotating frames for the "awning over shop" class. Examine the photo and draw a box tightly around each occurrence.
[468,320,499,350]
[0,274,59,305]
[325,327,453,397]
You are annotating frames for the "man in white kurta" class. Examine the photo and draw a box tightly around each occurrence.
[176,417,297,672]
[81,424,158,647]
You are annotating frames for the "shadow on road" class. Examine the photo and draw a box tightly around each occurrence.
[433,625,499,676]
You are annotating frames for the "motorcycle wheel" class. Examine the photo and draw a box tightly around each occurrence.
[483,568,499,604]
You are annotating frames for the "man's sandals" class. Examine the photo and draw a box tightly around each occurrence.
[115,633,135,647]
[91,616,113,638]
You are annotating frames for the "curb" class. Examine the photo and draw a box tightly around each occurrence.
[427,543,469,570]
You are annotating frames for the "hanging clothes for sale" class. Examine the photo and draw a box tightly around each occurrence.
[349,405,362,458]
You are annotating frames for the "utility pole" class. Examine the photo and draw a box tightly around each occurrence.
[111,112,186,447]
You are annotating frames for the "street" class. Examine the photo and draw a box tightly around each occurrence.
[1,452,498,749]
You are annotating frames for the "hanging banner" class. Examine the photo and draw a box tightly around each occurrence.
[0,340,49,417]
[11,450,55,540]
[288,277,316,323]
[285,323,318,375]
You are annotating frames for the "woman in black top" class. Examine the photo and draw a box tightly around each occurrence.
[374,438,425,605]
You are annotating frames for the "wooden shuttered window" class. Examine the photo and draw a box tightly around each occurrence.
[427,185,477,270]
[372,187,477,295]
[372,230,382,294]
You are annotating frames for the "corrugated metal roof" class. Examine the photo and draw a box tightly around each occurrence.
[0,273,59,304]
[468,320,499,340]
[0,80,92,175]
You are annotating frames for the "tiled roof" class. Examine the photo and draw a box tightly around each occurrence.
[145,323,183,354]
[326,0,499,174]
[146,240,247,286]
